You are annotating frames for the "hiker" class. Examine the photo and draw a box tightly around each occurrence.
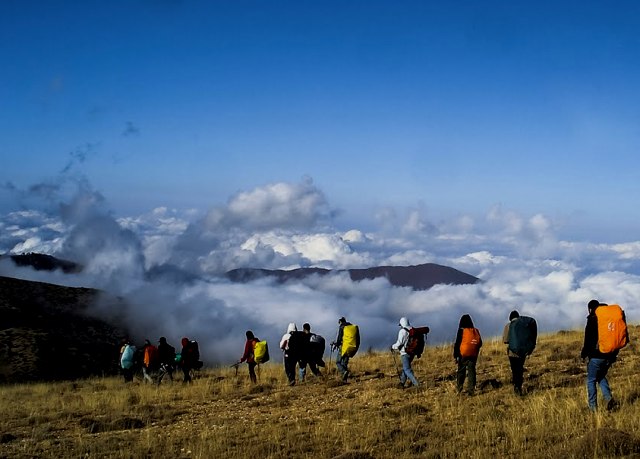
[142,339,159,383]
[331,317,359,382]
[391,317,420,389]
[119,338,136,383]
[180,337,200,383]
[453,314,482,395]
[280,323,299,386]
[581,299,629,412]
[503,310,537,395]
[157,336,176,384]
[239,330,260,384]
[298,323,322,381]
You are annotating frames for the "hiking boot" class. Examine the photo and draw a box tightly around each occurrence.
[342,371,350,382]
[606,398,618,412]
[514,387,523,396]
[397,382,405,389]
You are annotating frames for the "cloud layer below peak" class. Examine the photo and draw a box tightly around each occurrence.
[1,177,639,364]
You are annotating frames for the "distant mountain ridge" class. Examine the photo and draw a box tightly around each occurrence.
[226,263,479,290]
[3,253,480,291]
[1,253,82,273]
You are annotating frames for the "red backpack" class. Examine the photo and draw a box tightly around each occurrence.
[405,326,430,358]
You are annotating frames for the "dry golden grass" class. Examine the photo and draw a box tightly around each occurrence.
[2,326,640,458]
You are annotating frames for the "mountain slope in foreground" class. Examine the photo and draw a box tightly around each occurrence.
[0,327,639,458]
[0,276,125,383]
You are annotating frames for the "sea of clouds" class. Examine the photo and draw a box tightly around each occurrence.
[1,176,639,364]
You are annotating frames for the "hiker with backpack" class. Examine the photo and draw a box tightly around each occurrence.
[239,330,260,384]
[298,323,323,381]
[503,310,537,396]
[390,317,422,389]
[179,337,200,383]
[119,338,136,383]
[453,314,482,396]
[331,317,359,382]
[280,323,300,386]
[581,299,629,412]
[142,339,160,384]
[157,336,176,384]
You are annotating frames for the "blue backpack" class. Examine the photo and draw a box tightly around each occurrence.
[120,344,136,370]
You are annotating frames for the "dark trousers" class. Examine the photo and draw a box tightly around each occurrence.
[509,356,525,391]
[182,365,192,383]
[122,368,134,383]
[248,362,257,384]
[284,354,297,384]
[456,358,477,394]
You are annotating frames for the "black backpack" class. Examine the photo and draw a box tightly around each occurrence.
[309,334,326,360]
[186,340,202,368]
[287,331,305,360]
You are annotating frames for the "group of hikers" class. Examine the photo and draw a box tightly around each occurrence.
[390,299,629,412]
[119,299,629,412]
[118,336,203,385]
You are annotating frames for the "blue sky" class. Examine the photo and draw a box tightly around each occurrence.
[2,2,640,356]
[3,1,640,237]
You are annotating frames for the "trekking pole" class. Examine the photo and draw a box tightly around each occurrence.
[390,349,403,383]
[230,362,240,377]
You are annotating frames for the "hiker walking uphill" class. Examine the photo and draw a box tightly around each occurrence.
[119,339,136,383]
[280,323,300,386]
[141,339,159,383]
[581,299,629,412]
[157,337,176,384]
[239,330,260,384]
[298,323,323,381]
[453,314,482,396]
[331,317,360,382]
[179,337,200,383]
[391,317,424,389]
[503,310,537,395]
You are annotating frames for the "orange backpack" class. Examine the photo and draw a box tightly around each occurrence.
[596,304,629,353]
[460,328,482,358]
[144,345,159,368]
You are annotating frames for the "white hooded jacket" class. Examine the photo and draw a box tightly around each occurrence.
[280,323,297,350]
[392,317,411,355]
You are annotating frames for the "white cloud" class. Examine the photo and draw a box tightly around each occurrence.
[2,178,640,364]
[223,177,330,230]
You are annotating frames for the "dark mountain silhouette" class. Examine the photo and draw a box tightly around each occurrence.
[226,263,479,290]
[3,252,479,291]
[1,253,82,273]
[0,276,127,383]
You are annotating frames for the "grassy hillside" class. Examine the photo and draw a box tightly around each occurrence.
[0,276,126,382]
[1,327,640,458]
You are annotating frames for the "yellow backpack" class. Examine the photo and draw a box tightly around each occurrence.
[341,324,360,357]
[596,304,629,353]
[254,340,270,364]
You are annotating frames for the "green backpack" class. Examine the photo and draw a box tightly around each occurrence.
[508,316,537,357]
